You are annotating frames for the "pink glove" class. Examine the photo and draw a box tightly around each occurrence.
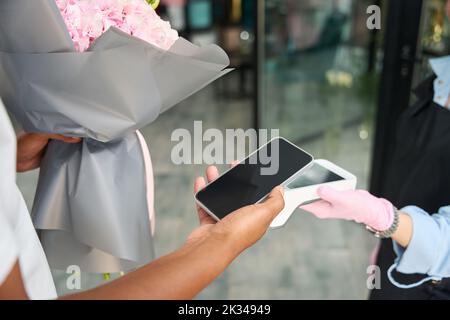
[301,186,395,231]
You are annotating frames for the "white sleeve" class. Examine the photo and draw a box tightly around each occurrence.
[0,211,19,285]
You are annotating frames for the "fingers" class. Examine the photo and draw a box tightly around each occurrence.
[194,176,216,226]
[197,208,216,226]
[17,156,42,173]
[194,167,218,218]
[194,176,206,193]
[256,186,285,221]
[47,134,81,143]
[19,133,81,144]
[194,166,220,192]
[300,200,333,219]
[206,166,220,183]
[317,186,345,205]
[230,160,239,168]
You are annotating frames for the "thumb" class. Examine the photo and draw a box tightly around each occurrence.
[257,186,285,221]
[47,134,81,143]
[301,200,333,219]
[317,186,344,205]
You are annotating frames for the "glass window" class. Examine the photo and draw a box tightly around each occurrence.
[259,0,382,189]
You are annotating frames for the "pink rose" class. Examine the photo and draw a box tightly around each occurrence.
[55,0,179,52]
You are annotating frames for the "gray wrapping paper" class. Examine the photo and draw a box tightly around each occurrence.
[0,0,232,273]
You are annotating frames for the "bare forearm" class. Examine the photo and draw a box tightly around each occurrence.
[63,234,238,300]
[391,212,413,248]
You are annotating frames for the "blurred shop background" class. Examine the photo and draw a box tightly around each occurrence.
[17,0,450,299]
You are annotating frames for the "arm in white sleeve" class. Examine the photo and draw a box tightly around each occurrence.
[0,211,19,285]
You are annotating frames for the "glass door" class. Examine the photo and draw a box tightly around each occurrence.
[412,0,450,85]
[258,0,383,188]
[254,0,386,299]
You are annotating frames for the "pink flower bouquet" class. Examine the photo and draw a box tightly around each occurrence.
[0,0,231,274]
[55,0,179,52]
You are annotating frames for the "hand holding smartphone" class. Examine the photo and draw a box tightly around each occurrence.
[195,137,314,224]
[195,137,357,229]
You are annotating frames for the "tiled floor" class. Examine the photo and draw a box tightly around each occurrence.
[17,76,376,299]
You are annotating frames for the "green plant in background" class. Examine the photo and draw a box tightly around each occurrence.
[146,0,160,10]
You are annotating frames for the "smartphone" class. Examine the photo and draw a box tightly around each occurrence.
[269,159,357,228]
[195,137,314,221]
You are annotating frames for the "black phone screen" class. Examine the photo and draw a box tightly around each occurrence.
[196,138,313,219]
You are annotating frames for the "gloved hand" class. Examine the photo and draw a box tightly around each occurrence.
[301,186,395,231]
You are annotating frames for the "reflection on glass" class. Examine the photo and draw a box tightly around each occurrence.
[421,0,450,53]
[412,0,450,86]
[259,0,381,187]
